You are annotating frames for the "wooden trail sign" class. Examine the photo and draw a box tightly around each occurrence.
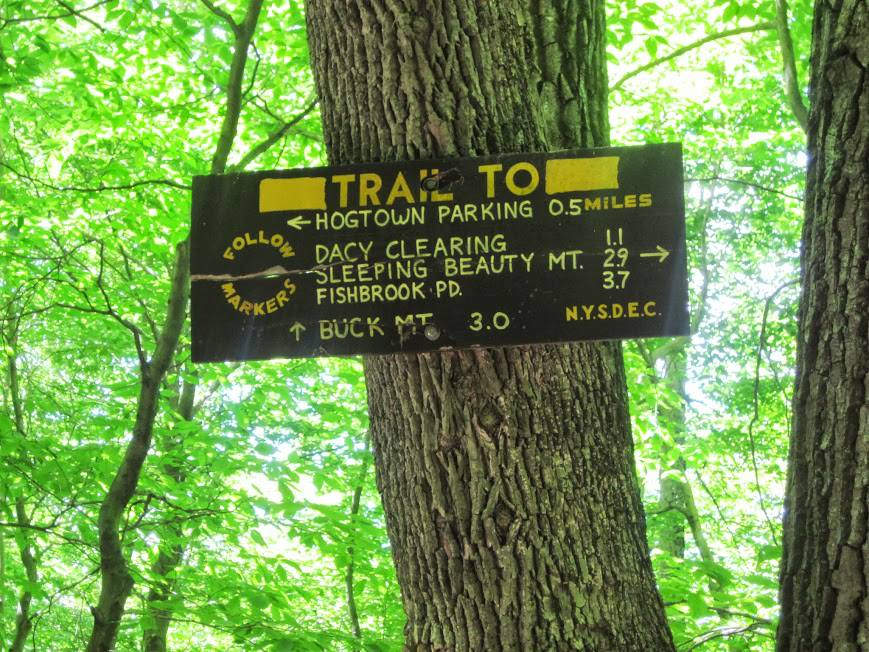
[190,143,689,362]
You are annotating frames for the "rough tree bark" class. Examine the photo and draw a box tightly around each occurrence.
[305,2,674,649]
[85,2,263,648]
[777,0,868,650]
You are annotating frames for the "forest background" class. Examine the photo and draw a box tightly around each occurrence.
[0,0,812,649]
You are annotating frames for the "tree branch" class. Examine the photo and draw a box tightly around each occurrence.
[210,0,265,174]
[773,0,808,132]
[0,0,111,30]
[199,0,240,37]
[0,161,190,192]
[233,99,318,170]
[95,243,147,372]
[610,22,776,91]
[747,278,799,548]
[686,176,804,201]
[683,622,770,650]
[53,0,106,32]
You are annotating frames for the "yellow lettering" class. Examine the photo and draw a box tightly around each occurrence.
[386,172,415,205]
[505,162,539,196]
[478,164,503,198]
[359,173,382,207]
[332,174,355,207]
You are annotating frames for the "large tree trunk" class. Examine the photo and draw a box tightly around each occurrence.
[776,0,868,649]
[305,2,674,649]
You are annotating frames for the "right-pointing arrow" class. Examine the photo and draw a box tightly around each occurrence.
[289,322,306,342]
[639,245,670,263]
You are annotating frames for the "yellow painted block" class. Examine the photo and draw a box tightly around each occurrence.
[259,177,327,213]
[545,157,620,194]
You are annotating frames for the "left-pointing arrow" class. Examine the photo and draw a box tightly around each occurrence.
[289,322,306,342]
[287,215,312,230]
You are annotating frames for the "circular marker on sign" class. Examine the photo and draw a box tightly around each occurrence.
[424,324,441,341]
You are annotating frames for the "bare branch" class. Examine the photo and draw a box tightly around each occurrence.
[687,175,804,201]
[95,242,147,372]
[234,99,318,170]
[0,0,111,30]
[0,161,190,192]
[52,0,106,32]
[774,0,808,132]
[682,622,771,650]
[114,235,159,342]
[242,43,262,100]
[610,22,776,92]
[747,278,799,547]
[199,0,240,37]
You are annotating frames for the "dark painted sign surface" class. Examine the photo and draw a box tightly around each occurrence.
[191,143,689,362]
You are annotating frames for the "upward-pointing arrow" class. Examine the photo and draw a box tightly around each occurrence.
[289,322,306,342]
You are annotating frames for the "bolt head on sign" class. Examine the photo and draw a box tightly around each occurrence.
[190,143,690,362]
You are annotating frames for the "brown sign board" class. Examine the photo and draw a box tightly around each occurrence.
[190,143,689,362]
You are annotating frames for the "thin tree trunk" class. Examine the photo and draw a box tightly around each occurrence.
[9,499,36,652]
[650,347,716,568]
[140,540,184,652]
[141,378,196,652]
[345,438,370,644]
[657,349,688,558]
[6,342,38,652]
[85,1,263,647]
[305,2,674,649]
[776,0,868,649]
[86,243,191,652]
